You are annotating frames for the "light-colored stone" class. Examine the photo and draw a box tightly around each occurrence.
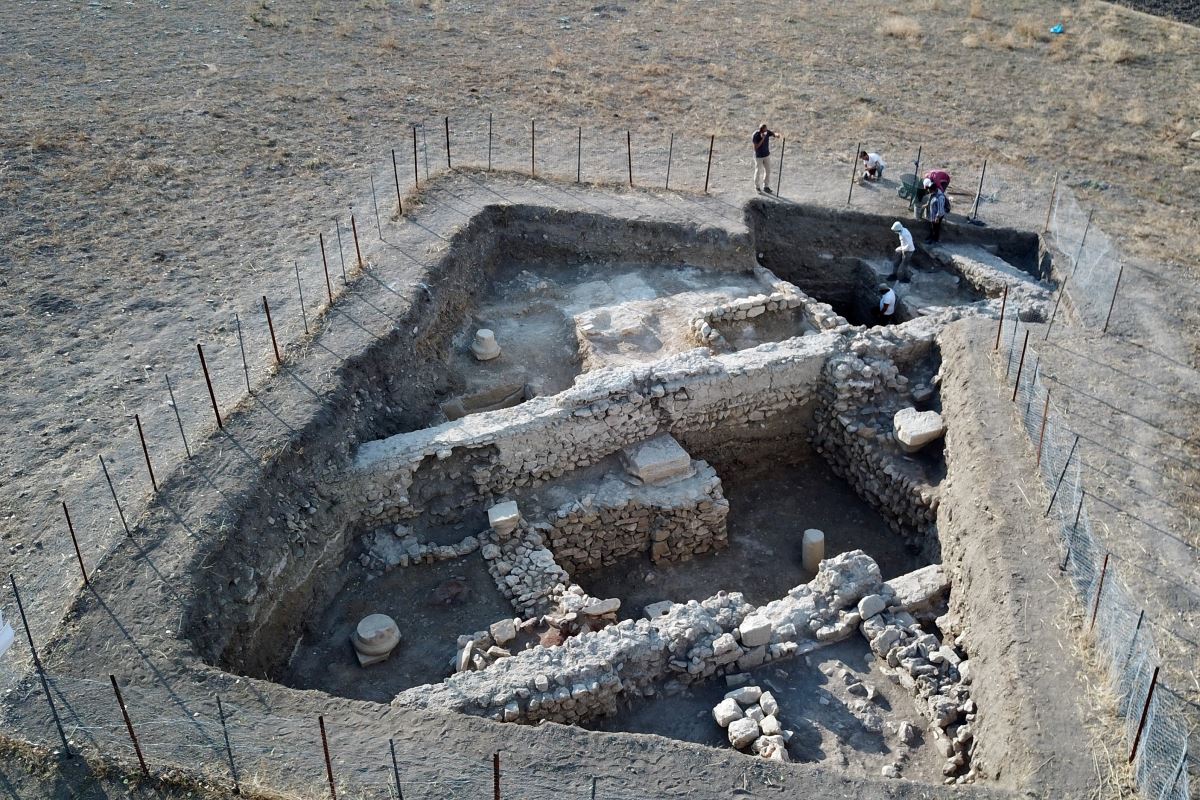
[725,685,762,705]
[471,328,501,361]
[712,698,743,727]
[760,714,782,736]
[643,600,675,619]
[352,614,400,666]
[489,618,517,646]
[759,691,779,717]
[727,717,761,749]
[619,434,694,486]
[581,597,621,617]
[802,529,825,572]
[884,564,950,612]
[893,407,946,452]
[738,615,772,647]
[487,501,521,536]
[857,593,887,620]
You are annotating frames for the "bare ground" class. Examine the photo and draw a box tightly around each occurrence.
[1,0,1199,797]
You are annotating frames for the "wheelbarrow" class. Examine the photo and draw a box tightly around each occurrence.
[898,174,926,217]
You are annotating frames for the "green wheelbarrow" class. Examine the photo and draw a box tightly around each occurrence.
[898,174,927,217]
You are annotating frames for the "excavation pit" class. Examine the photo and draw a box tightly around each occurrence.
[167,189,1057,794]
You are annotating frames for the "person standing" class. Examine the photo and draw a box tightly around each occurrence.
[925,184,948,244]
[752,124,777,194]
[888,221,915,282]
[859,150,886,181]
[878,284,897,324]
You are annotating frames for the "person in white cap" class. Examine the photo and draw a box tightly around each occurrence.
[878,283,897,324]
[888,221,915,282]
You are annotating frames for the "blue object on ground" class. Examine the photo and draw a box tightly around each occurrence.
[1050,24,1064,34]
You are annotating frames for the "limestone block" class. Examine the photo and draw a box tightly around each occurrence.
[725,685,762,705]
[581,597,621,617]
[738,615,772,648]
[712,698,743,727]
[489,618,517,646]
[755,734,790,762]
[759,691,779,717]
[760,714,782,736]
[884,564,950,612]
[857,594,887,620]
[893,407,946,452]
[619,434,694,486]
[487,501,521,536]
[728,717,761,749]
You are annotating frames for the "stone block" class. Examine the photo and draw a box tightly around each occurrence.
[893,407,946,452]
[759,691,779,717]
[738,615,772,647]
[352,614,400,667]
[727,717,760,749]
[712,698,743,727]
[489,618,517,646]
[619,434,694,486]
[884,564,950,612]
[487,501,521,536]
[858,594,887,620]
[644,600,675,619]
[725,685,762,705]
[760,714,782,736]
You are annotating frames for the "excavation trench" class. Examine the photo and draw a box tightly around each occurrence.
[181,198,1046,784]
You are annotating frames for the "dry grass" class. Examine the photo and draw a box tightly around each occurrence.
[882,15,921,40]
[546,46,569,71]
[968,0,986,20]
[1095,36,1139,64]
[1013,17,1049,45]
[334,18,356,38]
[379,30,399,50]
[1123,105,1149,127]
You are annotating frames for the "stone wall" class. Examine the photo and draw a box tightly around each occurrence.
[392,551,885,725]
[811,320,944,556]
[341,335,837,529]
[537,460,729,573]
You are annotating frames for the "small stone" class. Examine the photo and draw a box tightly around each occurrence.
[759,691,779,717]
[725,685,763,705]
[882,765,900,779]
[489,618,517,646]
[899,721,918,745]
[857,594,886,619]
[712,698,743,728]
[760,714,782,736]
[727,717,760,749]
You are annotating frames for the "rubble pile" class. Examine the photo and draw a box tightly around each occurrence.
[712,684,793,762]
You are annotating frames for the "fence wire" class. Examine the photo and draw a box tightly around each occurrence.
[999,313,1192,800]
[1046,184,1121,329]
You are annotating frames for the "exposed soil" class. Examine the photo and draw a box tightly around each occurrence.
[282,552,510,703]
[585,638,946,784]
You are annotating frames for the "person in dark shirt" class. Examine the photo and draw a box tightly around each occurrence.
[752,125,777,194]
[925,187,948,244]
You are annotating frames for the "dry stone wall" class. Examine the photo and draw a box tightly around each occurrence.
[342,335,836,529]
[536,461,728,573]
[811,319,944,555]
[392,551,886,725]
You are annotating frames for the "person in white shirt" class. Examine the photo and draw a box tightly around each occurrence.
[859,150,886,181]
[888,221,915,282]
[878,284,897,324]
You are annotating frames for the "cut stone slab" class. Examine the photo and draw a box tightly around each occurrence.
[738,615,773,647]
[619,434,694,486]
[893,407,946,452]
[487,501,521,536]
[712,698,744,728]
[728,717,761,749]
[580,597,621,617]
[884,564,950,612]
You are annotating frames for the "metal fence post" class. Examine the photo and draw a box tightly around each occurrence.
[1089,552,1110,630]
[1127,665,1159,764]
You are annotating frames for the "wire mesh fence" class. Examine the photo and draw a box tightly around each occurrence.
[1045,181,1121,330]
[997,312,1192,800]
